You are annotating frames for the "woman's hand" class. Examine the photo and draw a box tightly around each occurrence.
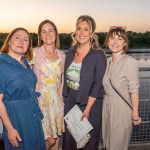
[0,94,22,147]
[132,113,142,126]
[81,108,90,121]
[130,93,141,126]
[7,128,22,147]
[80,96,96,121]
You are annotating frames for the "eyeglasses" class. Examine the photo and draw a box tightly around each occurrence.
[109,26,127,32]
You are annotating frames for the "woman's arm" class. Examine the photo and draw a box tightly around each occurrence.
[126,57,141,125]
[131,93,141,125]
[89,51,106,98]
[0,94,22,147]
[81,51,106,120]
[81,96,96,120]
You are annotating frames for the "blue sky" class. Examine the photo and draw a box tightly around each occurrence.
[0,0,150,33]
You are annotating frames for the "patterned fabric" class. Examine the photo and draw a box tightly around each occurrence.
[66,61,82,90]
[32,45,65,139]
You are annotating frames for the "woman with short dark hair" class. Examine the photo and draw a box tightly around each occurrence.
[102,27,141,150]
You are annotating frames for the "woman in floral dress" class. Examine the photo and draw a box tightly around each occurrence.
[32,20,65,150]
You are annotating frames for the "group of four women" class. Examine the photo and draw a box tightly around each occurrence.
[0,15,141,150]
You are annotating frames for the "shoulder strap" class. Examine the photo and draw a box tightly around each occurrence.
[109,79,132,110]
[108,59,132,110]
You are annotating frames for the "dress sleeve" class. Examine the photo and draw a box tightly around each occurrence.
[89,51,107,98]
[126,57,140,93]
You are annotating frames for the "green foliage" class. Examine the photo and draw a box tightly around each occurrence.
[30,33,38,47]
[128,31,150,48]
[97,32,107,48]
[0,31,150,50]
[0,33,8,49]
[59,33,72,49]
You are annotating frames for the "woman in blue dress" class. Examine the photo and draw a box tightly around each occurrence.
[0,27,46,150]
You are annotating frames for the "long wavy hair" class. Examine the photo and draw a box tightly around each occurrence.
[1,27,33,61]
[71,15,100,50]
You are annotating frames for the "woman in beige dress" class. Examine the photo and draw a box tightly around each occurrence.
[102,27,141,150]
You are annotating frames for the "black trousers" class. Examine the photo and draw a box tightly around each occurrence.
[62,88,103,150]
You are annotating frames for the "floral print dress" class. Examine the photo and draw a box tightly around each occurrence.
[39,59,64,139]
[32,46,65,139]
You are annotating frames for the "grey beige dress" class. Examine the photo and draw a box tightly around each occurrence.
[102,54,140,150]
